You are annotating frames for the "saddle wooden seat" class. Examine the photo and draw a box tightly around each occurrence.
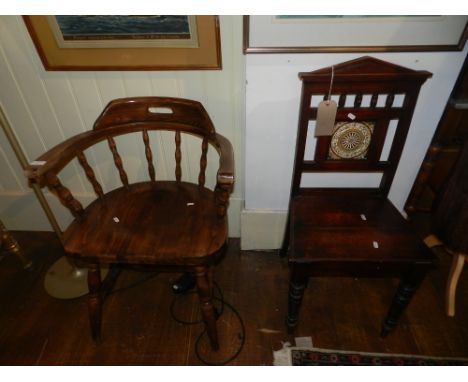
[26,97,234,350]
[63,181,227,266]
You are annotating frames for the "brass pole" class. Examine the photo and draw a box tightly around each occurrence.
[0,105,63,243]
[0,104,108,299]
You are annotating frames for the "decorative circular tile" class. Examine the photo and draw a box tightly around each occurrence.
[330,121,372,159]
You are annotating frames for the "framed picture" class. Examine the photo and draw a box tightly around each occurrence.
[244,15,468,53]
[23,15,222,70]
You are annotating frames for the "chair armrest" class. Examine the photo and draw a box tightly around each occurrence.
[24,130,97,187]
[214,133,235,189]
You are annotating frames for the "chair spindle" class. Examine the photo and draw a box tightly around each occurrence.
[370,94,378,108]
[175,131,182,182]
[45,172,83,218]
[107,137,129,187]
[77,151,104,199]
[142,130,156,182]
[198,137,208,187]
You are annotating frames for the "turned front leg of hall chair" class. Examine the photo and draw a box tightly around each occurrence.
[194,265,219,351]
[446,253,466,317]
[286,264,309,334]
[381,269,426,338]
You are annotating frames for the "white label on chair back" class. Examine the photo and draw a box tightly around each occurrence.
[360,214,367,221]
[30,160,46,166]
[315,100,337,136]
[373,241,379,249]
[113,217,120,223]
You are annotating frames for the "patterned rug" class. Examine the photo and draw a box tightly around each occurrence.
[273,346,468,366]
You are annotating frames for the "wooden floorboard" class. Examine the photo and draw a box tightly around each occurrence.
[1,222,467,365]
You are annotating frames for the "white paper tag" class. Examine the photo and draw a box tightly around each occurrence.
[113,217,120,223]
[373,241,379,249]
[30,160,46,166]
[187,202,194,206]
[347,113,356,120]
[315,100,337,136]
[295,336,313,347]
[360,214,367,221]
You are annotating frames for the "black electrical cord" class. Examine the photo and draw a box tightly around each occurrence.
[169,282,224,325]
[107,271,245,365]
[170,281,245,365]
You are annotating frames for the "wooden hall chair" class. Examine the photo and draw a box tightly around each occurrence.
[25,97,234,350]
[281,57,437,337]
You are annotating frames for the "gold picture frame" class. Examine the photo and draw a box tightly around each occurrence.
[244,15,468,53]
[23,16,222,70]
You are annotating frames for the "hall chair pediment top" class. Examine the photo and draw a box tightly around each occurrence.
[283,56,437,338]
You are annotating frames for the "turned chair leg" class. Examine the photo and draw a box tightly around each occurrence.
[381,269,426,337]
[194,265,219,351]
[0,220,32,269]
[446,253,466,317]
[87,263,102,343]
[286,264,308,334]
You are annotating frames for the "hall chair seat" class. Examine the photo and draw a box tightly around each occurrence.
[290,193,432,265]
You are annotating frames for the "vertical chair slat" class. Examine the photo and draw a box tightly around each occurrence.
[107,137,129,187]
[198,137,208,187]
[77,150,104,199]
[45,172,84,218]
[354,93,363,108]
[386,93,395,108]
[370,94,378,108]
[175,131,182,182]
[338,94,346,108]
[142,130,156,182]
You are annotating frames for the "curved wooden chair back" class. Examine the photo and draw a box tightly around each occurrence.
[26,97,234,219]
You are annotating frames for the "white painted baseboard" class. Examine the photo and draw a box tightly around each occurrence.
[240,209,288,250]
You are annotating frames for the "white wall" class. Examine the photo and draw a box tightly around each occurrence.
[0,15,245,237]
[243,47,467,249]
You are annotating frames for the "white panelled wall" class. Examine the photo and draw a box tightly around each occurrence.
[0,15,245,237]
[1,15,467,250]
